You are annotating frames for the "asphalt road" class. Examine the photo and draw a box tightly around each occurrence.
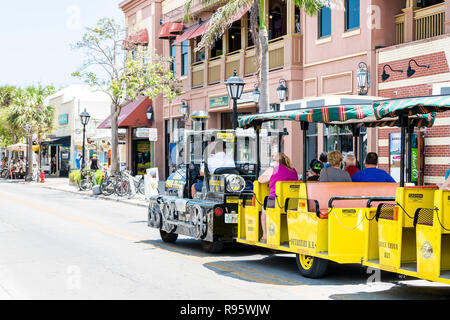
[0,180,449,300]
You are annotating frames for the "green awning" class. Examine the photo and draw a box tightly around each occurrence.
[373,95,450,120]
[238,104,374,128]
[365,113,435,128]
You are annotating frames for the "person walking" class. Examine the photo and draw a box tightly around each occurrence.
[352,152,396,183]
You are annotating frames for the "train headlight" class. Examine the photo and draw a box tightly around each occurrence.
[225,174,246,193]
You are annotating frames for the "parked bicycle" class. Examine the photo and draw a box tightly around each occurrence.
[119,170,145,197]
[79,169,98,191]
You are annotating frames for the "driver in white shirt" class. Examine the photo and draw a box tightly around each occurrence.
[192,141,235,197]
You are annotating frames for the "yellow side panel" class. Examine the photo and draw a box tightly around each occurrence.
[287,210,328,255]
[378,219,402,269]
[400,187,437,228]
[266,207,280,247]
[244,206,260,243]
[328,208,366,263]
[416,224,441,278]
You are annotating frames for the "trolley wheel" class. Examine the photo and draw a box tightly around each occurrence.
[160,229,178,243]
[295,254,328,279]
[201,240,224,253]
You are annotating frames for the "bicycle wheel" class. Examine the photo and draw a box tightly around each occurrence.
[115,178,130,197]
[100,179,115,196]
[137,179,145,195]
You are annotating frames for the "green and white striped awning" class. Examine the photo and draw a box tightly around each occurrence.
[238,103,435,129]
[374,95,450,120]
[238,104,374,128]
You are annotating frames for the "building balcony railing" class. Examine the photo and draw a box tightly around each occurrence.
[188,34,301,90]
[395,3,446,45]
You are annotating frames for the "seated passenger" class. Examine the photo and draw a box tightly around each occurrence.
[319,152,330,168]
[344,153,359,178]
[191,141,235,196]
[320,150,352,182]
[307,159,323,181]
[258,153,298,242]
[352,152,396,183]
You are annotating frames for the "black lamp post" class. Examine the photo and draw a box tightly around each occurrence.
[79,109,91,169]
[276,79,288,102]
[146,106,153,122]
[356,62,370,95]
[24,123,32,181]
[225,70,245,130]
[252,85,260,111]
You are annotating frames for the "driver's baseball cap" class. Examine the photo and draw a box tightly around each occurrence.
[310,159,323,175]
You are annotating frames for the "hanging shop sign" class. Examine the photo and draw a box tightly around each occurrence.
[58,114,69,125]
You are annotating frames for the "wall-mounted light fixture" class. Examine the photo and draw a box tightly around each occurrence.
[407,59,430,78]
[180,99,189,118]
[381,64,403,82]
[356,62,370,95]
[276,79,288,102]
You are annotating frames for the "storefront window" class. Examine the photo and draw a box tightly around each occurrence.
[324,125,367,168]
[228,20,242,53]
[269,0,286,40]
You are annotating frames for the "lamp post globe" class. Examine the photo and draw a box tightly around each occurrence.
[225,70,245,130]
[277,79,288,102]
[357,62,370,95]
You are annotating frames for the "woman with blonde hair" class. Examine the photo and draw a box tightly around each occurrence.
[320,150,351,182]
[258,153,299,242]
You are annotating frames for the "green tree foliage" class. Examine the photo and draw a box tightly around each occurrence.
[73,18,181,172]
[0,85,55,147]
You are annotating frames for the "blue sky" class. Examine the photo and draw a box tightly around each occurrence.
[0,0,124,88]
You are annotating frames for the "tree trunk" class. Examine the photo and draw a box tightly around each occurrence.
[110,103,121,174]
[259,28,269,114]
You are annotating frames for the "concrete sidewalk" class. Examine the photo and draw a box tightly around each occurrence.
[27,177,149,208]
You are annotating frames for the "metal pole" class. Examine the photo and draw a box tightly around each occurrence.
[82,124,86,169]
[232,98,238,130]
[255,124,261,178]
[406,119,413,184]
[400,114,407,188]
[301,121,308,182]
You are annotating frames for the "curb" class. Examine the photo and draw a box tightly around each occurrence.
[33,183,148,209]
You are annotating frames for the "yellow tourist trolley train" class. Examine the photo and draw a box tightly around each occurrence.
[236,95,450,284]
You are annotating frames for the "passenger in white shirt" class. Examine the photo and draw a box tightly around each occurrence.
[192,141,235,197]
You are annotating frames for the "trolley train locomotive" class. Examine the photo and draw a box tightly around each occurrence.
[147,128,260,253]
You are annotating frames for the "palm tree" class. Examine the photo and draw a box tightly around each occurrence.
[184,0,323,114]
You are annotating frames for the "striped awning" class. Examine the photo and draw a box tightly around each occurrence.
[374,95,450,120]
[238,104,436,129]
[238,104,374,128]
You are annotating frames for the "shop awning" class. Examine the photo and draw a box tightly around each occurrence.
[374,95,450,120]
[238,104,436,129]
[98,96,152,129]
[122,29,149,49]
[6,143,27,151]
[172,8,248,46]
[159,22,183,39]
[41,136,71,145]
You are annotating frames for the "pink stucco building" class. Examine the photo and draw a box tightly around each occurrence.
[119,0,450,183]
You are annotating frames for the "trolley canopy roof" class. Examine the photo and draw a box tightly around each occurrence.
[373,95,450,120]
[238,103,435,129]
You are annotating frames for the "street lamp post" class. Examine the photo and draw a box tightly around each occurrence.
[79,109,91,169]
[225,70,245,130]
[24,124,32,181]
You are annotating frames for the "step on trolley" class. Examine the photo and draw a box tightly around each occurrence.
[236,94,450,284]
